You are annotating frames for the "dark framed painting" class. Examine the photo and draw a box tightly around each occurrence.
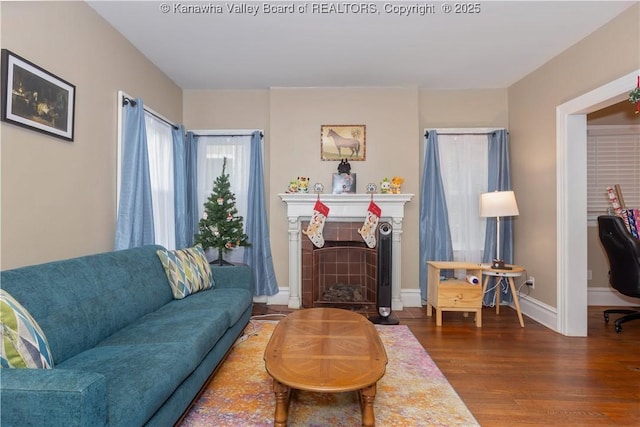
[1,49,75,141]
[321,124,366,161]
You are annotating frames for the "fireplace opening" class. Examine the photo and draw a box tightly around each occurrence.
[313,244,377,310]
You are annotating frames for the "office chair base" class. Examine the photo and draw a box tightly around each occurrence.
[604,308,640,333]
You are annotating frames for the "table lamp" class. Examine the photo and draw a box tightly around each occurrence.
[480,190,519,269]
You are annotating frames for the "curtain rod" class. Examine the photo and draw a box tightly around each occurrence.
[122,96,179,130]
[427,132,494,136]
[191,130,264,138]
[424,129,507,137]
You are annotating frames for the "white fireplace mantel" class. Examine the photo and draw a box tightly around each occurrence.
[279,193,413,310]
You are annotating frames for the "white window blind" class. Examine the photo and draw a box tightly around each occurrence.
[587,126,640,219]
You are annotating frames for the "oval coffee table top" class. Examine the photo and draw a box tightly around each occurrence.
[264,307,388,393]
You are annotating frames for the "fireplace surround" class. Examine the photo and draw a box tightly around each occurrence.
[302,221,377,310]
[279,193,413,310]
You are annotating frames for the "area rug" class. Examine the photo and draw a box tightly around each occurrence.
[179,320,478,426]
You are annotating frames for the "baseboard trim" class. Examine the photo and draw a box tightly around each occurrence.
[400,288,422,308]
[253,289,289,306]
[516,295,558,331]
[587,287,637,306]
[259,288,425,308]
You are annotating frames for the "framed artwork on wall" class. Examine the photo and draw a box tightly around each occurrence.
[321,124,366,161]
[1,49,75,142]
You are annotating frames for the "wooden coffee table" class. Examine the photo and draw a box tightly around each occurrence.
[263,307,388,427]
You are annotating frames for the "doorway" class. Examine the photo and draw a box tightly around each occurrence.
[557,69,639,336]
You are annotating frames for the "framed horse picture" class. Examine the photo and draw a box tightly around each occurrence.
[321,125,366,161]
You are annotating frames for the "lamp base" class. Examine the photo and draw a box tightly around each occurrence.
[492,259,512,270]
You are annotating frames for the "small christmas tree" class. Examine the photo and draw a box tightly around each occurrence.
[195,157,250,265]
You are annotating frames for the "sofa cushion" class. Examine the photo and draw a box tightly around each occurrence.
[208,288,254,326]
[0,289,54,369]
[96,294,231,365]
[157,245,214,299]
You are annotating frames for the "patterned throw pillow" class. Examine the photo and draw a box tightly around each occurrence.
[157,244,215,299]
[0,289,54,369]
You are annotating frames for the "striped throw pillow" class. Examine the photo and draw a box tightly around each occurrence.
[157,244,214,299]
[1,289,54,369]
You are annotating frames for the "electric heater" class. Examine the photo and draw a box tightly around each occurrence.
[370,222,399,325]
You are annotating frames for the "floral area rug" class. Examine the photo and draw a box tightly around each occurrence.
[179,320,479,427]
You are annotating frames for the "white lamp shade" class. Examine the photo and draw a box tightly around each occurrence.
[479,191,519,218]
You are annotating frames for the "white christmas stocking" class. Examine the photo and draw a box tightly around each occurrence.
[303,199,330,248]
[358,200,382,248]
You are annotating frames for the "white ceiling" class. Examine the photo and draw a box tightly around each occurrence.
[88,1,637,90]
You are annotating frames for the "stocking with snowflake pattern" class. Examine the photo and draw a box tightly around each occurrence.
[358,200,382,248]
[302,199,330,248]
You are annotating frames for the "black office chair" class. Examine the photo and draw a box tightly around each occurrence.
[597,215,640,332]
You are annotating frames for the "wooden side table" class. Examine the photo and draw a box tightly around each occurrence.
[426,261,484,327]
[482,265,525,327]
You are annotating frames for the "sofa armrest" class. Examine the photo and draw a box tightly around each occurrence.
[211,264,253,293]
[0,369,107,427]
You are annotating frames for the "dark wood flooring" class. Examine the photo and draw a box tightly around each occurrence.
[252,304,640,426]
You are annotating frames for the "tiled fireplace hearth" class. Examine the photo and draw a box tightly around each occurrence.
[279,193,413,310]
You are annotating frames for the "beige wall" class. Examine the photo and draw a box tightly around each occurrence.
[183,90,270,130]
[588,100,638,126]
[0,1,182,269]
[508,4,640,307]
[588,227,610,288]
[419,89,509,130]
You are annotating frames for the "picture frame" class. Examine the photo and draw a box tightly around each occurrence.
[332,173,357,194]
[1,49,75,141]
[321,124,366,161]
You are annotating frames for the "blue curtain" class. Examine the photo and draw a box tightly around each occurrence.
[482,129,515,305]
[171,128,200,249]
[243,131,279,296]
[172,125,188,249]
[419,130,454,303]
[115,99,155,250]
[185,132,199,247]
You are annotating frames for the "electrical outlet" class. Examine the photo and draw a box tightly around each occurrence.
[525,276,535,289]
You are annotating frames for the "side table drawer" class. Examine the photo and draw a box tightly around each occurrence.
[437,281,483,308]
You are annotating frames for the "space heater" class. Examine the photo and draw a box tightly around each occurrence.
[370,222,399,325]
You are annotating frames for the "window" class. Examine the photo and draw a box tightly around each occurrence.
[587,126,640,220]
[437,133,489,262]
[116,97,176,250]
[196,134,251,263]
[116,92,259,256]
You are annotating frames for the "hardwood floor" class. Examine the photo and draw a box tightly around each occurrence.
[253,304,640,426]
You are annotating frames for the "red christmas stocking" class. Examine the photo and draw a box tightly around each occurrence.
[303,199,330,248]
[358,200,382,248]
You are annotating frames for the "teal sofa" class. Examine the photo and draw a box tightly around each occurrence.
[0,245,253,426]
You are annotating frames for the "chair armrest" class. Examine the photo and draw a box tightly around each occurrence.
[0,369,107,427]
